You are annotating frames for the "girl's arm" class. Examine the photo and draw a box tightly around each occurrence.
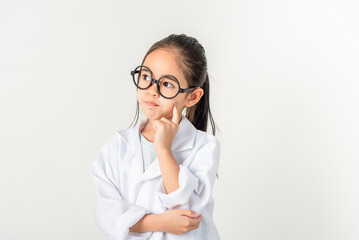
[155,136,220,214]
[130,210,201,234]
[129,214,161,232]
[152,103,182,195]
[156,149,180,194]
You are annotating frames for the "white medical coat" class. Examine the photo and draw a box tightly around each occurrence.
[90,114,221,240]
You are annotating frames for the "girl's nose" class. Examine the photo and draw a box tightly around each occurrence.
[146,83,158,97]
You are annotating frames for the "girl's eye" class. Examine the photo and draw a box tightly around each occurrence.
[163,81,174,88]
[142,74,151,81]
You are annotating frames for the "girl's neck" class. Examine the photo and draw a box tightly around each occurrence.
[140,120,156,142]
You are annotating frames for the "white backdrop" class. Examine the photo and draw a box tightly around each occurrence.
[1,0,358,239]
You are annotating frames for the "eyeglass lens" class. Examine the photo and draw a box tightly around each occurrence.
[133,66,179,98]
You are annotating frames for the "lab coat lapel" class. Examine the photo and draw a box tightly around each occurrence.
[117,114,197,183]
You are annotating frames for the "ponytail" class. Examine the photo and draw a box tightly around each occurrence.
[185,72,216,136]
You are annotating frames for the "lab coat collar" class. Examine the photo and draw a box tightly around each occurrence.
[116,114,197,182]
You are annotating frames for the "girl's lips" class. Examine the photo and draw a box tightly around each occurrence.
[145,101,158,107]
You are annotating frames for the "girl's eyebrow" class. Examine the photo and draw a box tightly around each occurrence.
[142,67,177,79]
[141,68,151,72]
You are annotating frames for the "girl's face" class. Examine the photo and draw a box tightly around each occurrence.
[137,48,192,121]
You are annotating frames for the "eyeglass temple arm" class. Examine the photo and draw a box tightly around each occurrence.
[131,70,139,75]
[179,86,201,93]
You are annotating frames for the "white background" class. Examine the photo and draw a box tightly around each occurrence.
[1,0,358,239]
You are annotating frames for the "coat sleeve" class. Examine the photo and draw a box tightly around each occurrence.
[91,146,153,240]
[155,136,220,214]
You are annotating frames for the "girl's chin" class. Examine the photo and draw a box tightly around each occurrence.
[143,111,170,120]
[143,111,162,119]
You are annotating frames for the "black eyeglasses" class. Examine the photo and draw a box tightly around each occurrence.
[130,65,200,99]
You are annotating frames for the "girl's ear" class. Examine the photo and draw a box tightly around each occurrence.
[185,88,204,108]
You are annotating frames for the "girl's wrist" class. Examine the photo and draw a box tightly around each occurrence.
[130,213,164,233]
[155,147,172,157]
[143,213,166,232]
[153,212,166,232]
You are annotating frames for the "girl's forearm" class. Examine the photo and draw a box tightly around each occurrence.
[156,149,180,194]
[129,213,163,233]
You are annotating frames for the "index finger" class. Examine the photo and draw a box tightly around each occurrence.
[171,102,181,125]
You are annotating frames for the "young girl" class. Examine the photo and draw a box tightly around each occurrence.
[90,33,220,239]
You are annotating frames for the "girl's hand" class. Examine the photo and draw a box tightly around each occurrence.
[153,102,181,152]
[159,209,202,234]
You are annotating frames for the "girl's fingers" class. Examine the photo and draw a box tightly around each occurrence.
[154,120,166,130]
[153,120,161,130]
[189,215,202,227]
[182,213,201,224]
[160,117,173,126]
[181,209,198,218]
[172,102,181,125]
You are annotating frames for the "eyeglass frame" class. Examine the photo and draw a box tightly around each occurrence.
[130,65,201,99]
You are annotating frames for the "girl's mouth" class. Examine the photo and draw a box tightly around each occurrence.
[145,101,158,107]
